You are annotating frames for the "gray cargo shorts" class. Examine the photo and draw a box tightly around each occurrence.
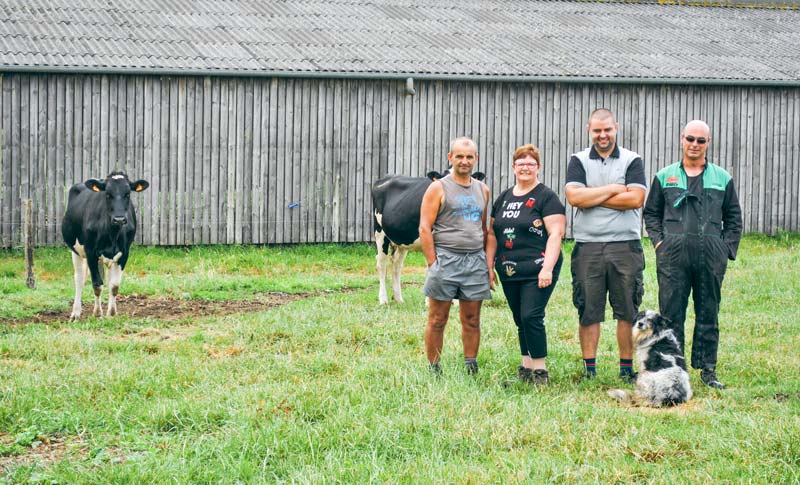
[423,247,491,302]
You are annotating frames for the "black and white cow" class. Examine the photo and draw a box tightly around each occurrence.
[61,172,149,320]
[371,170,485,304]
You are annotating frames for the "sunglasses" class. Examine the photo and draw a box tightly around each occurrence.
[684,135,708,144]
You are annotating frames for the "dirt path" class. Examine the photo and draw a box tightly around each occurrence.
[6,288,361,325]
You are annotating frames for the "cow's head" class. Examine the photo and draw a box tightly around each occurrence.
[426,170,485,182]
[85,172,149,226]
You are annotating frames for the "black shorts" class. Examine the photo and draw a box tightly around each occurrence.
[570,240,645,326]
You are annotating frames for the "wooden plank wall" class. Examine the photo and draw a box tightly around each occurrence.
[1,72,798,247]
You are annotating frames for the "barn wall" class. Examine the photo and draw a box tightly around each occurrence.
[1,72,798,247]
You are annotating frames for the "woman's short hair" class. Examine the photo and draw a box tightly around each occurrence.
[512,144,541,165]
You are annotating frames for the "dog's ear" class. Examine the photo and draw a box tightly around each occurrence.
[634,310,647,324]
[653,313,672,332]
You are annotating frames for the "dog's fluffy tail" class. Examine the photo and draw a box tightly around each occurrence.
[607,389,633,404]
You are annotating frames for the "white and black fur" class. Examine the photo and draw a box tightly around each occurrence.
[61,172,149,320]
[608,310,693,407]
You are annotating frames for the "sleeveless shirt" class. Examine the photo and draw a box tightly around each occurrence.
[432,175,486,252]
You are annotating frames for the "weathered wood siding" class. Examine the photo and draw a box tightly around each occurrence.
[1,72,798,247]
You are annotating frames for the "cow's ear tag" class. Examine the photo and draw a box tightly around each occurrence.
[84,179,105,192]
[131,180,149,192]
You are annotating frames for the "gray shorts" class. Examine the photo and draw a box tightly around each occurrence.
[423,247,491,302]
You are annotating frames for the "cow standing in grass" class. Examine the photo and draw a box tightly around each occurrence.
[371,169,485,304]
[61,172,149,320]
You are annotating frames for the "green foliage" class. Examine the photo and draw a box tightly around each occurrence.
[0,236,799,482]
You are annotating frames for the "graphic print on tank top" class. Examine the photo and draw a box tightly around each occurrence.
[454,194,482,222]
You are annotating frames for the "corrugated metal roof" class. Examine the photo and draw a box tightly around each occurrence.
[0,0,799,82]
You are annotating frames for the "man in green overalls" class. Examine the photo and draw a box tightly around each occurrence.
[644,120,743,389]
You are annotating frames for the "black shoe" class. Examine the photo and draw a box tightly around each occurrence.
[582,370,597,381]
[619,371,638,384]
[429,362,442,376]
[701,369,725,389]
[503,366,532,387]
[465,361,479,376]
[532,369,550,385]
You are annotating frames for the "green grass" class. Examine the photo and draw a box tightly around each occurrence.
[1,235,799,483]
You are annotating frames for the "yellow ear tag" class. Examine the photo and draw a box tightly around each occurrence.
[135,184,143,192]
[91,185,101,192]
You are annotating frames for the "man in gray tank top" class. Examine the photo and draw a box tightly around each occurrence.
[420,137,492,376]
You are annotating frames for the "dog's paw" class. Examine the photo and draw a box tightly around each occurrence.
[607,389,632,403]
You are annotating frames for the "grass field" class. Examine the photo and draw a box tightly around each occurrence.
[1,235,799,483]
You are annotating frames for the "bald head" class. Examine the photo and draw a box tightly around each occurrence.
[449,136,478,153]
[683,120,710,137]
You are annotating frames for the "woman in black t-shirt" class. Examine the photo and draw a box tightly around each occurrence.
[486,144,566,385]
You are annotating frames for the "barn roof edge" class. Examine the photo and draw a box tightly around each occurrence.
[2,64,799,88]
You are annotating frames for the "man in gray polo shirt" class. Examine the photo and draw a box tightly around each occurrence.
[565,109,647,382]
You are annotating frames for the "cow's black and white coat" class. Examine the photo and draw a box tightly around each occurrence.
[609,310,693,407]
[61,172,149,320]
[370,170,484,304]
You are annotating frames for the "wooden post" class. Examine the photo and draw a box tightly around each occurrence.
[23,199,35,289]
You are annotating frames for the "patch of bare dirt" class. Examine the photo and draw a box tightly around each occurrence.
[774,392,800,402]
[7,288,361,326]
[0,432,87,471]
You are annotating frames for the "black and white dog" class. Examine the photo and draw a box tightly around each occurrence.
[608,310,693,407]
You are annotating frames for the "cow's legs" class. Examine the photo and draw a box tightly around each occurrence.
[87,257,105,318]
[106,262,123,316]
[70,252,87,321]
[391,247,409,303]
[376,231,391,305]
[92,286,104,317]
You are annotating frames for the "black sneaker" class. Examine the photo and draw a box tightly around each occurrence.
[701,369,725,389]
[532,369,550,385]
[465,361,479,376]
[429,362,442,376]
[619,371,638,384]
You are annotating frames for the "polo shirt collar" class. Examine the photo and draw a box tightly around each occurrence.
[589,144,620,160]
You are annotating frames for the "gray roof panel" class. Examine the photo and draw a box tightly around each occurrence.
[0,0,798,82]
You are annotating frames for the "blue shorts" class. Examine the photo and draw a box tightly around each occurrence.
[423,247,491,302]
